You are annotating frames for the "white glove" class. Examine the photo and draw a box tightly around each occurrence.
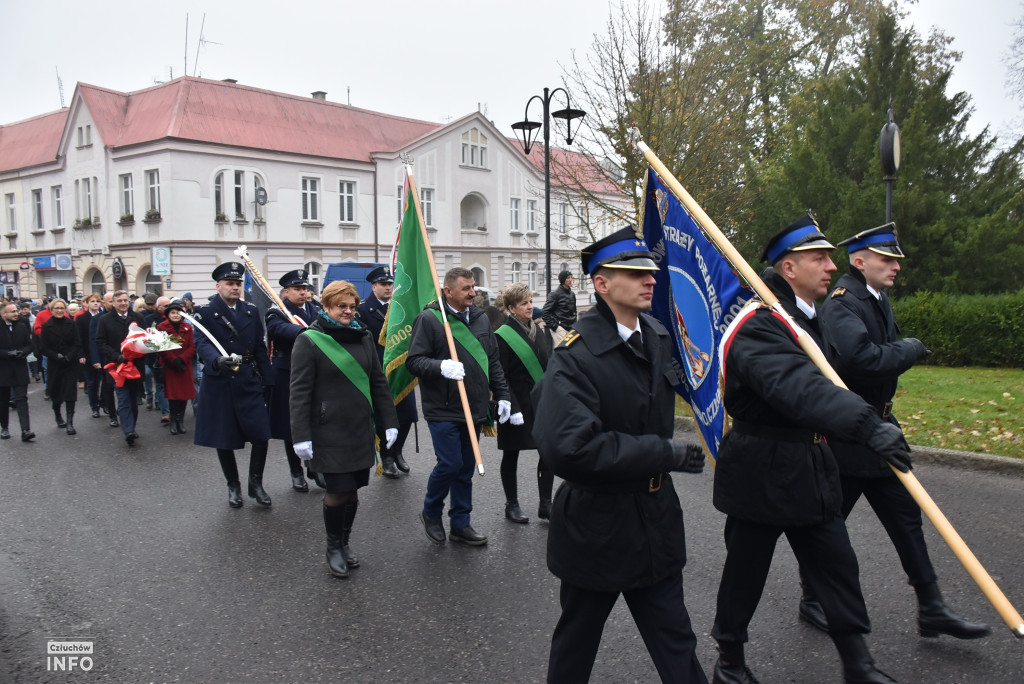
[509,412,524,426]
[497,400,512,424]
[440,359,465,380]
[385,428,399,449]
[294,441,314,461]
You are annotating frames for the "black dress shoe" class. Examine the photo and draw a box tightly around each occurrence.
[247,475,272,507]
[449,525,488,546]
[917,583,991,639]
[290,471,309,492]
[227,482,243,508]
[0,428,10,440]
[22,430,35,442]
[538,498,552,520]
[505,501,529,524]
[66,424,76,436]
[125,432,137,446]
[382,457,400,479]
[109,418,119,428]
[799,595,829,633]
[56,418,67,429]
[420,512,446,544]
[393,453,410,473]
[91,410,100,418]
[308,470,327,489]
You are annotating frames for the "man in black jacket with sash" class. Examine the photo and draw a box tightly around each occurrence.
[1,301,34,441]
[794,224,989,640]
[407,267,510,547]
[357,266,418,479]
[532,227,708,684]
[710,215,913,684]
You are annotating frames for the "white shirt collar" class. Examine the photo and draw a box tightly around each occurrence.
[616,319,641,344]
[865,284,882,300]
[794,296,817,320]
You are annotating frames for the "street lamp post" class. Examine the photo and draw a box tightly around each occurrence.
[879,101,902,223]
[511,88,585,295]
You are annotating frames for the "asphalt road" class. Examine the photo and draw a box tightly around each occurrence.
[1,383,1022,683]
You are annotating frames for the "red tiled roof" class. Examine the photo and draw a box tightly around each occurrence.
[510,137,624,196]
[75,77,442,161]
[0,109,68,172]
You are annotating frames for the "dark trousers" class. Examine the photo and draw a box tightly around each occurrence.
[841,474,937,587]
[424,421,477,529]
[548,573,707,684]
[83,365,101,412]
[115,378,142,435]
[100,370,116,416]
[0,384,30,431]
[712,515,871,643]
[376,422,413,460]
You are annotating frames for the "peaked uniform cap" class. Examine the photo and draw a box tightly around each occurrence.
[279,269,310,288]
[366,266,394,283]
[762,213,835,264]
[581,225,658,275]
[212,262,246,281]
[837,223,905,258]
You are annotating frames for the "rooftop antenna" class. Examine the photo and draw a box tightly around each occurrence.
[347,86,350,105]
[192,15,223,77]
[184,13,189,76]
[55,67,65,108]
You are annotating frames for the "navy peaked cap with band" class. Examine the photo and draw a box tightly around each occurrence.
[279,269,309,288]
[212,262,246,281]
[837,223,904,258]
[581,225,658,275]
[366,266,394,284]
[761,213,835,264]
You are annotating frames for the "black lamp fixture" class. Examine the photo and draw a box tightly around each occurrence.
[512,88,586,295]
[879,98,901,222]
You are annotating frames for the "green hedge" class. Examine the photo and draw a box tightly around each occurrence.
[892,290,1024,368]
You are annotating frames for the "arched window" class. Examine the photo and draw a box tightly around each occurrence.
[471,267,485,287]
[87,268,106,294]
[527,262,537,292]
[214,172,224,218]
[137,265,163,295]
[510,261,521,285]
[304,261,322,294]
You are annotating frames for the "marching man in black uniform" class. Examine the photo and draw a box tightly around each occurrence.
[266,269,322,492]
[794,224,990,640]
[194,262,276,509]
[532,227,708,684]
[356,266,418,479]
[710,215,913,684]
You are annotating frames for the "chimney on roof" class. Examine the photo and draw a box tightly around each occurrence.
[222,78,238,84]
[311,91,327,101]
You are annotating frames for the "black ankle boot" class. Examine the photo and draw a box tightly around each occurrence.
[169,418,180,435]
[505,501,529,523]
[382,456,400,479]
[54,407,66,429]
[537,497,552,520]
[916,583,991,639]
[799,593,829,633]
[340,500,359,568]
[175,410,187,434]
[65,406,76,435]
[227,481,243,508]
[323,503,349,578]
[832,633,896,683]
[247,474,272,507]
[712,640,759,684]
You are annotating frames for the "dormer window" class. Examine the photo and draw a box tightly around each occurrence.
[461,128,488,169]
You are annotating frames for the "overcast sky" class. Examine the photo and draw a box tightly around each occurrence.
[1,1,1021,145]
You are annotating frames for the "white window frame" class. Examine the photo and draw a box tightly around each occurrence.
[5,193,15,233]
[511,261,521,284]
[253,173,265,220]
[526,199,537,233]
[82,178,93,219]
[527,262,538,291]
[460,128,489,169]
[339,180,356,223]
[32,190,43,230]
[304,261,322,294]
[510,198,521,233]
[52,186,64,228]
[301,176,320,222]
[145,170,160,214]
[234,170,245,218]
[420,187,434,228]
[120,174,134,218]
[559,202,568,232]
[214,172,224,217]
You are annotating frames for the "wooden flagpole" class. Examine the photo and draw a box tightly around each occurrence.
[234,245,307,328]
[405,165,486,476]
[628,127,1023,637]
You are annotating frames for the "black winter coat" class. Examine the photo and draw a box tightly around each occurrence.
[406,301,509,424]
[95,310,147,374]
[0,318,32,387]
[42,315,82,403]
[495,316,551,451]
[541,284,578,332]
[289,317,398,474]
[532,298,688,592]
[713,271,885,527]
[266,299,319,441]
[821,269,920,477]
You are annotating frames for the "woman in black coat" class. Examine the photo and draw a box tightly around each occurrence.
[290,280,398,578]
[495,283,553,523]
[40,299,84,435]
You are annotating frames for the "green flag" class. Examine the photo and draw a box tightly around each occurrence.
[382,176,437,404]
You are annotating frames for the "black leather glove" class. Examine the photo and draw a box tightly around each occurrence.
[905,337,932,361]
[866,422,912,473]
[215,355,240,371]
[56,353,67,363]
[171,358,186,372]
[116,355,128,364]
[670,440,706,474]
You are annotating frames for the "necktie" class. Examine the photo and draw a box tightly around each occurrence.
[628,331,644,357]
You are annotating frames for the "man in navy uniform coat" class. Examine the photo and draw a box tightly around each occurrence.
[193,262,276,509]
[356,266,418,479]
[265,269,321,492]
[795,224,989,640]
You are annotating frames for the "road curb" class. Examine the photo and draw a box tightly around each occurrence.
[674,416,1024,477]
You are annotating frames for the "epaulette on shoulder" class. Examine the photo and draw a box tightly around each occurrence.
[830,287,847,299]
[556,330,581,349]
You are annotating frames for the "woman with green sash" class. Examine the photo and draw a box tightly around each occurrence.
[495,283,554,523]
[290,280,399,578]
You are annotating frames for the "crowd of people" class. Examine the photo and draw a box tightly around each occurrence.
[0,215,993,684]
